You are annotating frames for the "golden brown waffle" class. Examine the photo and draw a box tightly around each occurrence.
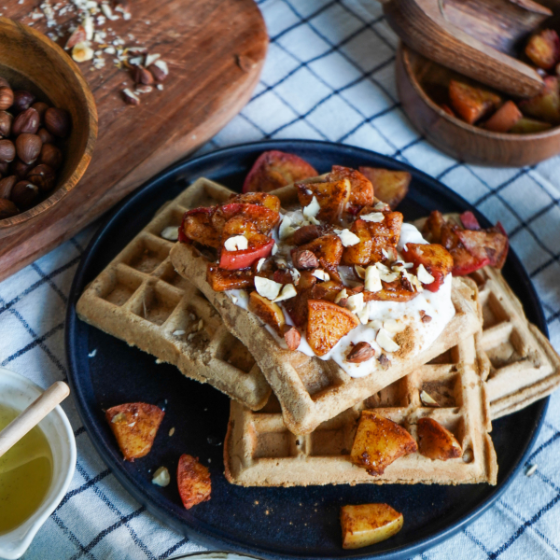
[170,183,482,435]
[470,266,560,419]
[76,179,271,411]
[224,333,497,486]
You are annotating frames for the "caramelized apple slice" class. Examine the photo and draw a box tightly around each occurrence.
[340,504,404,549]
[359,167,411,210]
[229,191,281,213]
[311,280,345,302]
[417,417,462,461]
[482,100,522,133]
[296,179,351,223]
[350,411,417,475]
[341,219,373,266]
[367,211,403,262]
[249,291,286,334]
[449,80,502,124]
[403,243,453,293]
[326,165,374,210]
[525,29,560,70]
[422,210,445,243]
[242,150,318,193]
[283,288,313,328]
[363,278,419,302]
[307,299,359,356]
[105,403,164,461]
[294,234,343,279]
[177,454,211,510]
[180,207,220,249]
[455,228,508,270]
[207,265,254,291]
[519,76,560,125]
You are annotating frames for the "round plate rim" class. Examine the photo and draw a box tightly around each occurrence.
[66,139,549,560]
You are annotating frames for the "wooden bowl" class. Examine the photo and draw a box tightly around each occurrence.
[396,43,560,167]
[0,17,97,238]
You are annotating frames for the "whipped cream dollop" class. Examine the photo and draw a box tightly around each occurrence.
[226,213,455,378]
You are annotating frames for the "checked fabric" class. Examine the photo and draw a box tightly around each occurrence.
[2,1,560,558]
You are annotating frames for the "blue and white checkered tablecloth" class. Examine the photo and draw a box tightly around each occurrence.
[2,0,560,558]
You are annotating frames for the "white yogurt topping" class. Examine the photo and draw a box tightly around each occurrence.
[225,218,455,378]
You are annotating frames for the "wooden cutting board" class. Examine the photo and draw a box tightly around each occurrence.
[0,0,267,282]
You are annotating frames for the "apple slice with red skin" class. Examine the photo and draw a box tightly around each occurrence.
[180,207,221,249]
[243,150,318,193]
[325,165,374,211]
[229,191,281,212]
[403,243,453,293]
[219,236,275,270]
[296,178,351,224]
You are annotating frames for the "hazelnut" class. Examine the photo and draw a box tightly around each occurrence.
[0,175,16,199]
[37,127,55,144]
[0,87,13,111]
[12,159,32,179]
[148,60,169,82]
[11,181,39,209]
[12,108,40,135]
[0,161,9,175]
[0,111,12,137]
[292,249,319,270]
[0,139,15,162]
[31,102,49,122]
[12,90,36,113]
[0,197,19,219]
[40,143,62,169]
[28,164,56,192]
[133,66,154,85]
[281,325,301,351]
[346,341,375,363]
[15,133,42,164]
[44,107,71,138]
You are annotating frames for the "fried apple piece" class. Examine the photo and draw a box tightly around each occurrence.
[307,299,359,356]
[213,202,279,236]
[341,219,373,266]
[422,210,446,243]
[350,411,417,475]
[417,417,462,461]
[177,454,211,510]
[283,288,312,328]
[403,243,453,293]
[296,179,351,223]
[359,167,411,210]
[482,100,522,133]
[510,117,552,133]
[228,191,281,213]
[243,150,318,193]
[294,234,343,280]
[340,504,404,549]
[207,265,254,291]
[449,80,502,124]
[325,165,374,210]
[311,280,344,302]
[519,76,560,125]
[249,291,286,334]
[363,278,419,302]
[180,208,220,249]
[525,29,560,70]
[367,211,403,262]
[105,403,164,461]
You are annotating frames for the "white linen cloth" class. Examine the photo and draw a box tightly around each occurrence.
[2,1,560,558]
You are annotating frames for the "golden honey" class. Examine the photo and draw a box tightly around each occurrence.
[0,404,53,534]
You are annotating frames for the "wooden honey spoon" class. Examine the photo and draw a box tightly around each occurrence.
[379,0,553,97]
[0,381,70,459]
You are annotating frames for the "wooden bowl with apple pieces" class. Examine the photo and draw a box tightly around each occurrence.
[0,17,97,238]
[396,42,560,167]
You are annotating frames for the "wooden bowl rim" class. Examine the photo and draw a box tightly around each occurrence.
[399,42,560,143]
[0,17,98,230]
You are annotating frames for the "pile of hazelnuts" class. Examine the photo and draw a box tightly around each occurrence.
[0,76,71,220]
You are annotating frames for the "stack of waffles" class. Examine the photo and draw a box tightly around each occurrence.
[77,178,560,488]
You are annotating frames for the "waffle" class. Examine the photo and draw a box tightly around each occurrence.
[170,182,482,435]
[470,266,560,419]
[224,333,498,486]
[76,179,271,411]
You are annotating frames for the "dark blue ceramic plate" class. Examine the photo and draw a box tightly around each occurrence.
[66,140,548,560]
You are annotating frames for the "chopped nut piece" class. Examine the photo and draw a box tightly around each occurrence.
[282,325,301,350]
[160,226,178,241]
[376,328,400,353]
[169,427,175,436]
[255,276,282,300]
[360,212,384,223]
[150,61,169,82]
[273,283,297,303]
[152,466,170,487]
[419,310,432,323]
[347,341,375,363]
[420,390,440,407]
[66,25,87,49]
[123,88,140,105]
[312,269,330,282]
[224,235,248,251]
[72,42,94,62]
[292,249,319,270]
[525,463,538,477]
[378,354,390,367]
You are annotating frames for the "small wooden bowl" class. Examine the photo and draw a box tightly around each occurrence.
[396,43,560,167]
[0,17,97,238]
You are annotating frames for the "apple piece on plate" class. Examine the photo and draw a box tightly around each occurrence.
[525,29,560,70]
[249,291,286,334]
[519,76,560,125]
[242,150,317,193]
[105,403,165,461]
[359,167,411,210]
[207,264,254,291]
[417,417,462,461]
[180,207,220,249]
[340,503,404,549]
[449,80,502,124]
[350,411,417,475]
[403,243,453,292]
[294,234,343,280]
[296,178,351,223]
[341,219,373,266]
[325,165,374,210]
[177,454,211,509]
[306,299,359,356]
